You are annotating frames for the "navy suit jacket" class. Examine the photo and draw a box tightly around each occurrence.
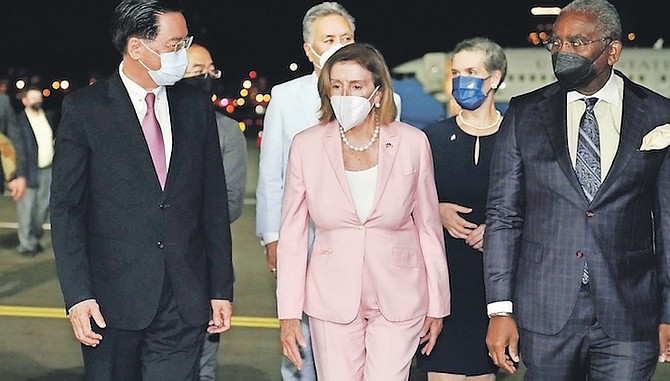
[51,71,233,330]
[484,70,670,341]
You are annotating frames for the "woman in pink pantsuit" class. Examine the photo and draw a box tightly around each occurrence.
[277,43,451,381]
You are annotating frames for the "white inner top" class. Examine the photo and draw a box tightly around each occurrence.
[345,165,378,222]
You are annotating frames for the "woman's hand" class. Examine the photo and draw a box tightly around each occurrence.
[465,224,486,251]
[418,316,443,356]
[439,202,477,239]
[280,318,307,369]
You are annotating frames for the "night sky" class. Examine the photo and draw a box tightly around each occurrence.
[2,0,667,97]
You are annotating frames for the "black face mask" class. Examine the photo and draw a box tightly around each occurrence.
[551,44,609,91]
[181,76,216,94]
[30,102,42,111]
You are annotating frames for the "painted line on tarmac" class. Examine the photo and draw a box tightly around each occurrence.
[0,305,279,328]
[0,222,51,230]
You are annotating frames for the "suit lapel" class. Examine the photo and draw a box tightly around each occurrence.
[107,73,163,193]
[370,123,400,216]
[322,121,356,210]
[165,86,186,193]
[594,76,649,203]
[541,88,589,201]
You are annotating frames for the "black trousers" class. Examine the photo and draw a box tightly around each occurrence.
[81,272,206,381]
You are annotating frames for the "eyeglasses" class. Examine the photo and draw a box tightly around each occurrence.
[168,35,194,52]
[184,68,222,79]
[541,37,611,52]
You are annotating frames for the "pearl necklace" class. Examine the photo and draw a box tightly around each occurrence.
[339,118,380,152]
[457,110,502,130]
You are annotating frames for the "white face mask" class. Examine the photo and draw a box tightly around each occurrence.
[310,43,345,70]
[330,86,380,132]
[139,40,188,86]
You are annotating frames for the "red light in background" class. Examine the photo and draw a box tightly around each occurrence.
[249,71,257,79]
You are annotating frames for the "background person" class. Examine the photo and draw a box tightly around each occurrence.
[15,87,56,256]
[417,36,506,381]
[277,42,450,381]
[50,1,234,379]
[0,91,27,201]
[484,0,670,379]
[183,42,248,381]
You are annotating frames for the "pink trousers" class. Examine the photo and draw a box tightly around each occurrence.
[308,266,424,381]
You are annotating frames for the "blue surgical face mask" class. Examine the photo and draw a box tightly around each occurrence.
[139,40,189,86]
[451,76,492,110]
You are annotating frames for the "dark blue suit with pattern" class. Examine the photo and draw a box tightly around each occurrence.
[484,70,670,345]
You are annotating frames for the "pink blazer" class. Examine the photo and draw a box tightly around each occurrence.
[276,120,450,324]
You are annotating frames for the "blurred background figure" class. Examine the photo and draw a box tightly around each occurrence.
[255,2,357,380]
[416,37,507,381]
[0,89,27,202]
[183,42,248,381]
[15,87,56,256]
[277,42,450,381]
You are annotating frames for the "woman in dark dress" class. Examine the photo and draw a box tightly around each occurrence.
[417,37,508,381]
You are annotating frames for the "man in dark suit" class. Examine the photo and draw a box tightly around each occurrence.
[483,0,670,379]
[50,1,234,380]
[15,87,57,255]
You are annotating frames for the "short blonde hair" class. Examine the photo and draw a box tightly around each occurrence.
[317,43,397,125]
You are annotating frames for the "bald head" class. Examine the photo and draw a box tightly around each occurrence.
[185,44,221,79]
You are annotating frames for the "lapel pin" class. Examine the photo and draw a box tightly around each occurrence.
[450,134,457,141]
[385,142,393,148]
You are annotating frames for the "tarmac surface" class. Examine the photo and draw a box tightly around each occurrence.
[0,137,668,380]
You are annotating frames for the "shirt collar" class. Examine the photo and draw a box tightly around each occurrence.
[566,69,622,106]
[118,61,165,101]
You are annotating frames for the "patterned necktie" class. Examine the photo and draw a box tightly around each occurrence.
[575,97,600,284]
[142,92,167,190]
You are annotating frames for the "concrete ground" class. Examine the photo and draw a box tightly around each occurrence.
[0,138,668,380]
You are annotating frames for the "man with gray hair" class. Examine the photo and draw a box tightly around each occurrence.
[256,2,355,380]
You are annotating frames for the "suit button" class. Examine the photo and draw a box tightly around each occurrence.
[357,225,365,231]
[576,251,584,258]
[157,241,164,249]
[586,210,594,217]
[159,203,170,209]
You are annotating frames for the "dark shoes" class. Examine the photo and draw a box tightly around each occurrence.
[17,244,43,257]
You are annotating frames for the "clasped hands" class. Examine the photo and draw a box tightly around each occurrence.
[439,202,484,250]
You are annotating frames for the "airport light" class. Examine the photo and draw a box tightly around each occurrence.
[16,80,25,90]
[530,6,561,16]
[242,80,252,89]
[289,62,298,72]
[60,80,70,90]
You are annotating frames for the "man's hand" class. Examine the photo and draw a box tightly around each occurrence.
[265,241,278,277]
[486,316,520,374]
[465,224,486,251]
[280,318,307,370]
[7,176,26,201]
[418,316,443,356]
[439,202,477,239]
[658,323,670,362]
[68,299,106,347]
[208,300,233,334]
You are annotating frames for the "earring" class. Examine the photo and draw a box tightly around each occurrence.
[375,102,381,108]
[492,84,498,90]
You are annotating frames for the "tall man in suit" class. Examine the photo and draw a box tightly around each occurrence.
[256,2,356,379]
[50,1,234,380]
[15,87,56,255]
[484,0,670,379]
